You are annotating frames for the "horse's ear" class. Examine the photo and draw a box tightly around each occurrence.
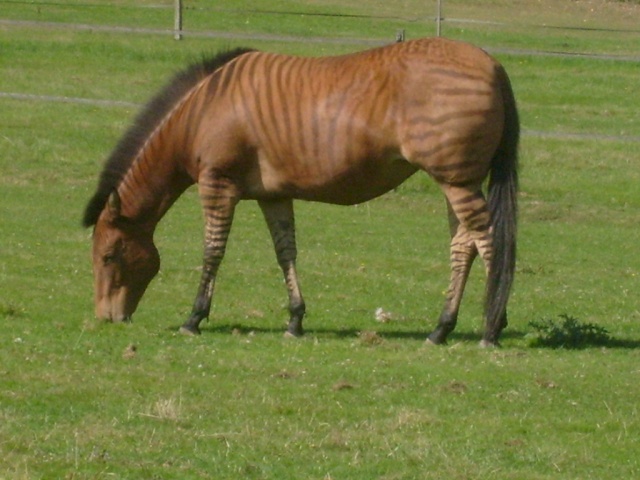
[106,191,122,219]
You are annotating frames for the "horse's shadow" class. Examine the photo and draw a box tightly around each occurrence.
[172,323,640,349]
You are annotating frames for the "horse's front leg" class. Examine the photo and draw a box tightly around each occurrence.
[180,175,239,335]
[258,198,306,337]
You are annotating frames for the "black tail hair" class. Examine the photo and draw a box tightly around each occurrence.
[485,63,519,339]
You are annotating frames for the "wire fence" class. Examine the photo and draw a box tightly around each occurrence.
[174,1,640,62]
[2,0,639,142]
[2,0,640,56]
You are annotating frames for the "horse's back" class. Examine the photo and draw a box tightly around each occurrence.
[195,38,507,202]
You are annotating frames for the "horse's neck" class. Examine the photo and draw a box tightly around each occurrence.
[116,134,192,227]
[115,79,210,227]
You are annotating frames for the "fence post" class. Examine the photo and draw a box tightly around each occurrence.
[174,0,183,40]
[436,0,442,37]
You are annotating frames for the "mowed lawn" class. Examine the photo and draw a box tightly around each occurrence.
[1,1,639,479]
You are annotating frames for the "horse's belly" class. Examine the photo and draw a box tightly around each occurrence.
[254,155,418,205]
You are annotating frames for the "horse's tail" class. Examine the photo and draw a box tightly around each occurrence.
[485,64,519,341]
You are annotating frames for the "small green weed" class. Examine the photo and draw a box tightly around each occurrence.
[527,314,612,349]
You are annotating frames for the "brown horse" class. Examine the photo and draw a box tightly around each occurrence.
[83,37,519,346]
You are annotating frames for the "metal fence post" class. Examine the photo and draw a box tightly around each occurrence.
[174,0,183,40]
[436,0,442,37]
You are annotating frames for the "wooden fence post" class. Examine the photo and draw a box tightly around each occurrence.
[174,0,183,40]
[436,0,442,37]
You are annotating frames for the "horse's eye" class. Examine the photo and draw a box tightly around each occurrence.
[102,239,124,265]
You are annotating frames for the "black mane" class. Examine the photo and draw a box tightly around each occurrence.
[82,47,254,227]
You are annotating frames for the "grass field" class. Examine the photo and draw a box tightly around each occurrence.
[1,1,640,478]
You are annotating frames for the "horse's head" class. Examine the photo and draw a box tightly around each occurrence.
[90,191,160,322]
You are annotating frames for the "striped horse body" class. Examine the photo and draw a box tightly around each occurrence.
[83,37,519,346]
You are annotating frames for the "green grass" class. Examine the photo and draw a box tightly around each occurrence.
[1,1,640,478]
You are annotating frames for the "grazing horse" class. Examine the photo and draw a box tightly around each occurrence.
[83,37,519,346]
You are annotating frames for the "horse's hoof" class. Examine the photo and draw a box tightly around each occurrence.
[479,339,500,348]
[283,330,303,339]
[111,315,132,324]
[425,337,441,347]
[426,332,446,346]
[179,325,201,336]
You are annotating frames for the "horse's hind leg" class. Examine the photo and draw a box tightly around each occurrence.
[427,199,477,344]
[180,176,239,335]
[259,198,306,337]
[427,185,491,345]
